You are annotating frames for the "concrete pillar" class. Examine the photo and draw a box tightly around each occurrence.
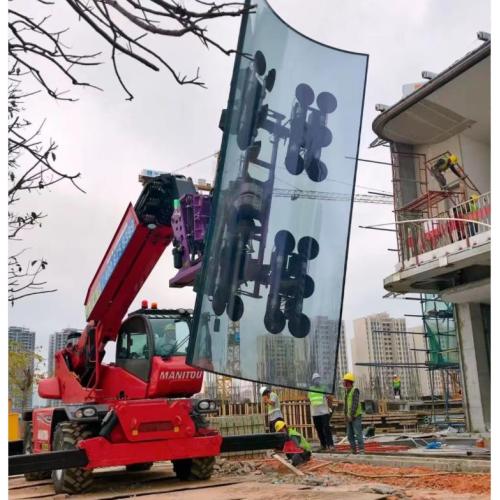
[456,303,490,432]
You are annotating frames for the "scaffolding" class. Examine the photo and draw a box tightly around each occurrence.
[421,294,462,426]
[391,149,467,264]
[354,292,465,428]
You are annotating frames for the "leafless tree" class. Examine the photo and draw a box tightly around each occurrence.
[8,0,250,303]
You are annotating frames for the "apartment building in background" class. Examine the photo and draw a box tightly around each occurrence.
[372,38,490,431]
[351,313,420,400]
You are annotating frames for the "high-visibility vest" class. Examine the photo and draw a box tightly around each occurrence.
[346,388,363,417]
[307,386,326,406]
[288,428,312,452]
[393,379,401,388]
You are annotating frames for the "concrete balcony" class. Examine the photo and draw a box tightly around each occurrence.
[384,192,491,302]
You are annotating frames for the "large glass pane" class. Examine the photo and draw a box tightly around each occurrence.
[188,0,368,393]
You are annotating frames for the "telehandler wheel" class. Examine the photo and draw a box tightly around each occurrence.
[23,422,52,481]
[172,456,215,481]
[51,422,94,494]
[126,462,153,472]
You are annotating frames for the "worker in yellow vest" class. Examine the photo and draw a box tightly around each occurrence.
[392,375,401,399]
[307,373,334,451]
[343,372,364,454]
[275,420,312,466]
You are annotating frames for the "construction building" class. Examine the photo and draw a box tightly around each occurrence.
[372,38,490,432]
[307,317,347,393]
[8,326,36,412]
[256,334,298,387]
[352,313,420,400]
[407,325,445,398]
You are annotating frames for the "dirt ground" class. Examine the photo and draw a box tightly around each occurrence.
[8,457,490,500]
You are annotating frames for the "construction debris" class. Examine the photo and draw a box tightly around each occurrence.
[271,453,306,476]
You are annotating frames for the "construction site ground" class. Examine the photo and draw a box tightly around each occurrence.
[9,453,490,500]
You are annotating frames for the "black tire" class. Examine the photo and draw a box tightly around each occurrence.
[51,422,94,494]
[173,456,215,481]
[23,422,52,481]
[126,462,153,472]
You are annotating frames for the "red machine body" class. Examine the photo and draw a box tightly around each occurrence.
[28,175,222,490]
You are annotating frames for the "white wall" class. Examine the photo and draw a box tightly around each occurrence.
[413,131,490,197]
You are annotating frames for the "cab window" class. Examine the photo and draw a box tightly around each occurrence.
[150,319,190,357]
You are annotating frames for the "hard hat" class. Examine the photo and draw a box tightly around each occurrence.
[471,193,480,201]
[448,154,459,164]
[274,420,286,432]
[312,372,321,381]
[259,386,270,396]
[343,372,355,382]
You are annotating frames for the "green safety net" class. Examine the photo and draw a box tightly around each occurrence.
[421,295,459,368]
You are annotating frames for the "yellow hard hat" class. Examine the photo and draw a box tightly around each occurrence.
[343,372,355,382]
[448,154,459,164]
[471,193,480,201]
[274,420,286,432]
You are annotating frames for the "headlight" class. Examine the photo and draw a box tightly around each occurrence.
[83,407,97,417]
[198,401,210,410]
[74,406,97,419]
[196,399,217,413]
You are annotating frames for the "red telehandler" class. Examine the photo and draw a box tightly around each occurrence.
[12,173,289,494]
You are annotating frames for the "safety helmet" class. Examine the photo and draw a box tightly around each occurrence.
[343,372,355,382]
[312,372,321,381]
[274,420,286,432]
[259,386,270,396]
[448,154,459,164]
[471,193,480,201]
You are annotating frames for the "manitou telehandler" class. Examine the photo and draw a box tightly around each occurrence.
[12,173,298,494]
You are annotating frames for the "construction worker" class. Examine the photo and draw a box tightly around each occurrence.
[307,373,334,451]
[430,153,462,189]
[275,420,312,466]
[392,375,401,399]
[260,386,284,432]
[154,321,177,356]
[343,372,364,454]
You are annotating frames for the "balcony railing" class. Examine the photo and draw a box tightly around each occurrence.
[398,192,491,265]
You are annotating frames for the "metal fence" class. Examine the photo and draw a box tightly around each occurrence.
[399,192,491,264]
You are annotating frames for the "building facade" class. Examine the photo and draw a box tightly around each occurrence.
[9,326,36,412]
[308,317,347,394]
[372,39,490,431]
[352,313,420,400]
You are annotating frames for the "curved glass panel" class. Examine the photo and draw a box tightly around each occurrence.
[188,0,368,393]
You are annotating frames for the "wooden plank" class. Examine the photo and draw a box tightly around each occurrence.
[271,454,305,476]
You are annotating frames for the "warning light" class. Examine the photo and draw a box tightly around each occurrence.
[141,300,148,309]
[151,302,158,310]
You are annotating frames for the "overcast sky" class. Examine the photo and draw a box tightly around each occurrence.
[8,0,490,371]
